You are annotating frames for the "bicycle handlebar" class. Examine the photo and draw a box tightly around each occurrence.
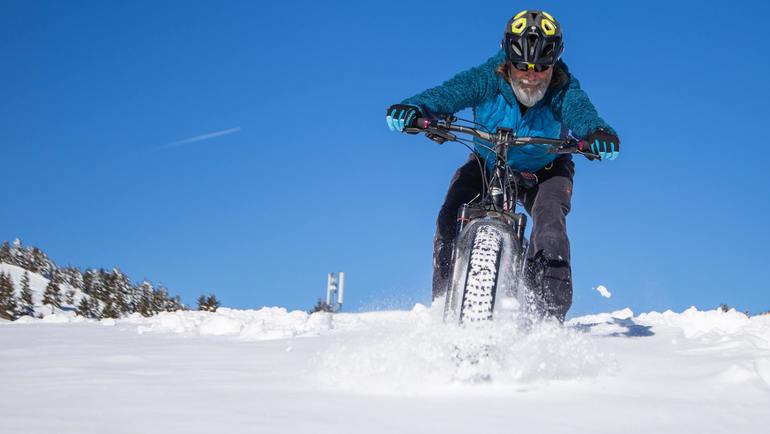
[405,116,591,157]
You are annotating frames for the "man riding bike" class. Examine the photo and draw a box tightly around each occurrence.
[385,10,620,322]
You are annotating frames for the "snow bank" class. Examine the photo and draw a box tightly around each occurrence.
[8,299,769,348]
[124,307,333,340]
[5,300,770,390]
[4,303,770,433]
[635,306,757,338]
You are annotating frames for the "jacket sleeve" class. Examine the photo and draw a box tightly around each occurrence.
[550,68,618,138]
[401,51,505,114]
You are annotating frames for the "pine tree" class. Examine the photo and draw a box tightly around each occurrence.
[101,300,119,319]
[82,269,96,296]
[30,247,54,277]
[308,298,333,314]
[41,280,62,314]
[100,268,116,305]
[0,241,12,264]
[83,268,110,306]
[169,295,184,311]
[196,295,207,311]
[151,286,165,312]
[0,272,18,320]
[197,294,221,312]
[137,293,153,317]
[50,268,64,284]
[128,283,142,313]
[148,284,184,313]
[109,267,132,314]
[98,270,124,318]
[94,268,111,304]
[65,289,76,305]
[76,294,104,319]
[136,280,154,317]
[206,294,220,312]
[11,239,33,271]
[28,247,43,274]
[17,271,34,317]
[76,296,93,318]
[57,266,80,289]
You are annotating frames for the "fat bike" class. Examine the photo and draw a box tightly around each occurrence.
[405,115,593,325]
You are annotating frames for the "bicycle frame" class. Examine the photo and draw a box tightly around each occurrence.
[406,115,582,259]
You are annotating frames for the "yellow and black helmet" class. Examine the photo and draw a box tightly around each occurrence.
[501,10,564,66]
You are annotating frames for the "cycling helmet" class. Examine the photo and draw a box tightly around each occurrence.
[501,10,564,66]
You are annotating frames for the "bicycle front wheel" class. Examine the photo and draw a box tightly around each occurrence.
[444,222,504,325]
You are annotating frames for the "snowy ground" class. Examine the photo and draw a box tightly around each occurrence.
[2,304,769,433]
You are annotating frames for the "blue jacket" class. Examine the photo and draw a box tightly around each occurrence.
[402,50,616,172]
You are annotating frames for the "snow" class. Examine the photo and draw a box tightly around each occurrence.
[2,303,770,433]
[124,307,332,339]
[595,284,612,298]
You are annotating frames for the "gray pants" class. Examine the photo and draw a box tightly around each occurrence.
[432,154,574,321]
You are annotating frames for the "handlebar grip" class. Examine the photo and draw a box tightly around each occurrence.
[411,118,431,130]
[575,139,602,160]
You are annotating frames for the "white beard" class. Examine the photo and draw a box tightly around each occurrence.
[511,76,550,107]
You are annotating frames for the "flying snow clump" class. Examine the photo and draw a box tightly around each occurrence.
[595,285,612,299]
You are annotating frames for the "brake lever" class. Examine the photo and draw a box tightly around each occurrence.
[403,124,457,144]
[547,139,602,160]
[426,128,456,144]
[575,139,602,161]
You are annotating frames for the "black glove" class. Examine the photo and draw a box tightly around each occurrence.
[580,129,620,160]
[385,104,423,132]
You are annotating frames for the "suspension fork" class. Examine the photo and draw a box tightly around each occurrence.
[515,213,527,253]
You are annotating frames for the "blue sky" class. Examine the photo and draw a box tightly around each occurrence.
[2,0,769,317]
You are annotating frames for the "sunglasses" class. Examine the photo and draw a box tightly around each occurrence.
[513,62,552,72]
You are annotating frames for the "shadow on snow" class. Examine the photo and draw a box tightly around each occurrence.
[570,317,655,338]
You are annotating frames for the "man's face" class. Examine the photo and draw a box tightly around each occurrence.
[509,65,553,107]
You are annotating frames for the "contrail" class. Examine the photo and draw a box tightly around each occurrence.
[162,127,241,148]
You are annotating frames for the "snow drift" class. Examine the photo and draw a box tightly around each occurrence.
[2,301,770,433]
[1,261,769,433]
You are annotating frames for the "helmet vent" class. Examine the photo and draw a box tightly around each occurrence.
[527,33,539,58]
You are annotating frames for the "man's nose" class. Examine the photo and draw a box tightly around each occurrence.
[524,69,538,79]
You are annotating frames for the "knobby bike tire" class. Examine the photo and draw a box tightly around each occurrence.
[459,225,503,324]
